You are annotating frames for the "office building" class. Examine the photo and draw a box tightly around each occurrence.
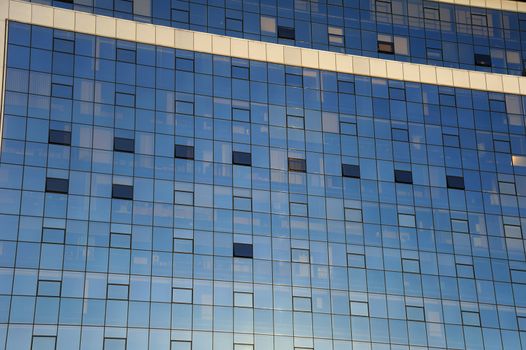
[0,0,526,349]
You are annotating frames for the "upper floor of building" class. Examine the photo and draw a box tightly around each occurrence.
[20,0,526,76]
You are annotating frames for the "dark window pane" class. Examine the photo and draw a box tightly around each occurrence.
[53,38,74,53]
[447,175,465,190]
[112,184,133,200]
[175,145,194,160]
[116,48,136,63]
[232,151,251,166]
[474,53,491,67]
[378,41,394,54]
[277,26,295,40]
[114,137,135,153]
[232,66,249,79]
[45,177,69,194]
[394,170,413,184]
[233,243,253,258]
[342,164,360,178]
[288,158,306,172]
[49,129,71,146]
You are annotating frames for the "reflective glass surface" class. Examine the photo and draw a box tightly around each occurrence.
[1,21,526,350]
[21,0,526,76]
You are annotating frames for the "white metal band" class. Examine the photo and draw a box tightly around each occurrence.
[433,0,526,13]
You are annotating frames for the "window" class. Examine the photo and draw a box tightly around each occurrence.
[112,184,133,200]
[37,280,61,296]
[456,263,474,278]
[32,336,56,350]
[172,9,189,22]
[174,190,194,205]
[234,194,252,211]
[288,158,307,172]
[52,83,72,98]
[115,87,135,107]
[286,73,303,87]
[226,16,243,31]
[110,232,131,248]
[443,133,460,147]
[232,65,249,79]
[107,284,129,300]
[402,258,420,272]
[340,122,357,135]
[176,99,194,115]
[377,40,394,54]
[377,35,408,55]
[172,288,193,303]
[116,48,136,63]
[394,170,413,184]
[114,137,135,153]
[175,145,194,160]
[474,53,491,67]
[176,57,194,71]
[392,128,409,141]
[53,37,74,53]
[406,306,425,321]
[261,16,277,34]
[171,341,192,350]
[234,292,254,307]
[446,175,465,190]
[342,164,360,178]
[232,151,252,166]
[234,345,254,350]
[291,248,310,263]
[290,200,307,216]
[328,26,344,45]
[499,180,516,195]
[45,177,69,194]
[233,107,250,122]
[287,115,304,128]
[427,47,442,60]
[348,253,365,268]
[277,26,295,40]
[350,301,369,316]
[174,238,193,253]
[423,7,440,20]
[345,208,362,222]
[462,311,481,326]
[42,228,65,244]
[338,80,355,94]
[376,0,392,13]
[398,213,416,227]
[233,242,253,258]
[471,14,487,27]
[504,224,522,238]
[293,296,312,311]
[104,338,126,350]
[48,129,71,146]
[494,139,511,153]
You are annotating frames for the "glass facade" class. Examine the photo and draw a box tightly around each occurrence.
[1,0,526,349]
[22,0,526,76]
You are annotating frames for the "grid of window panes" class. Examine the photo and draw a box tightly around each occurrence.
[23,0,526,76]
[1,21,526,350]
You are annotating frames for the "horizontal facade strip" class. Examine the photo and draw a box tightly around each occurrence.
[433,0,526,13]
[2,0,526,96]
